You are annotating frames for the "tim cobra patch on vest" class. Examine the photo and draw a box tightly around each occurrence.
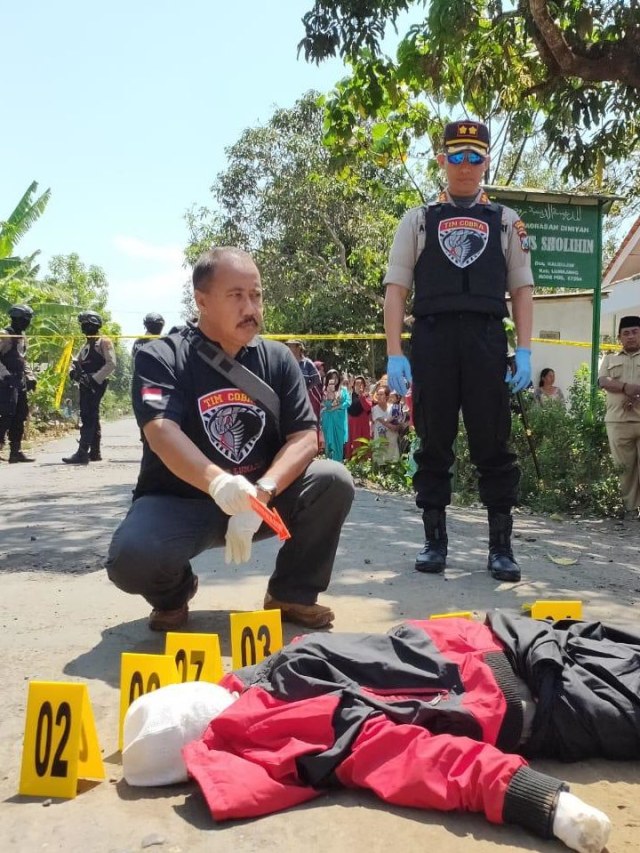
[198,388,266,464]
[438,217,489,268]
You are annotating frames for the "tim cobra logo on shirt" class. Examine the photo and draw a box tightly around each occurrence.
[438,217,489,268]
[198,388,266,464]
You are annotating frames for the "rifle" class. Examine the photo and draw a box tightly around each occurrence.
[69,360,96,392]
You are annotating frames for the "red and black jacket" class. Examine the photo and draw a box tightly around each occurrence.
[184,617,565,839]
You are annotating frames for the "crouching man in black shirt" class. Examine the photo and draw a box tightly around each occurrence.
[106,247,355,632]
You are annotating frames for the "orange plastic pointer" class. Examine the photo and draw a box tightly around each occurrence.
[249,496,291,541]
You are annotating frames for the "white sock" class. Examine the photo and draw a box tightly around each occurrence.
[552,791,611,853]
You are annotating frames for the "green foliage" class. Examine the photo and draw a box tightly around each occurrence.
[454,365,624,517]
[0,181,51,273]
[345,432,414,492]
[300,1,640,186]
[5,254,130,420]
[343,370,621,518]
[1,187,132,424]
[184,92,415,364]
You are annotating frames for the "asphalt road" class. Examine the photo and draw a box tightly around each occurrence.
[1,417,639,852]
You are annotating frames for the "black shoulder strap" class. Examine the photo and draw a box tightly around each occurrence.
[186,328,281,431]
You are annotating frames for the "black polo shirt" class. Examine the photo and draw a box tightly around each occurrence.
[132,330,316,499]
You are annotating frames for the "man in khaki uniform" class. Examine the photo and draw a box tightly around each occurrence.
[384,120,534,582]
[598,315,640,517]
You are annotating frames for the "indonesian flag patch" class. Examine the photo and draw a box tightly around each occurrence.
[141,386,164,404]
[438,217,489,268]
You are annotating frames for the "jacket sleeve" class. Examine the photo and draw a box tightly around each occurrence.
[182,688,341,822]
[92,337,117,383]
[334,715,564,838]
[0,337,11,379]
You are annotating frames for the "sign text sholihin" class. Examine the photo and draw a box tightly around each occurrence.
[515,200,599,289]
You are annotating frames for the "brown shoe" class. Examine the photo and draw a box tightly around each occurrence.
[264,593,334,629]
[148,575,199,632]
[148,603,189,632]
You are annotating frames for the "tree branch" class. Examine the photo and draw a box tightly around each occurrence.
[308,234,385,309]
[528,0,640,87]
[318,213,348,272]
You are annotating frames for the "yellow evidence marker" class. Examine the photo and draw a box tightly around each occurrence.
[230,609,283,669]
[430,611,473,620]
[165,632,224,684]
[118,653,177,749]
[19,682,105,799]
[530,600,583,621]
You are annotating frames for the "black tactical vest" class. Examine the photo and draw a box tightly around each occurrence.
[413,202,508,317]
[0,328,26,377]
[78,339,106,374]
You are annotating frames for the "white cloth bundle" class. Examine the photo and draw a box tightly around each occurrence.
[122,681,237,786]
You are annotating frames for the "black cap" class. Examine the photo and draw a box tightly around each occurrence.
[619,316,640,333]
[443,121,490,155]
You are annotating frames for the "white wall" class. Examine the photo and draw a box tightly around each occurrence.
[528,295,594,396]
[601,276,640,339]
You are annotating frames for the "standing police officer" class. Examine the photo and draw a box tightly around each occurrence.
[384,121,533,582]
[0,304,37,463]
[63,312,116,464]
[132,313,165,361]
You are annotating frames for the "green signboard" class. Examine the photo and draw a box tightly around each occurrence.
[515,200,599,289]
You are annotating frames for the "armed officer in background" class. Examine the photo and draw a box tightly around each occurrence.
[63,311,116,464]
[132,313,165,361]
[384,120,533,583]
[0,304,37,463]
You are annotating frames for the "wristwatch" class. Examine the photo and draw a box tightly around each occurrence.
[255,477,278,502]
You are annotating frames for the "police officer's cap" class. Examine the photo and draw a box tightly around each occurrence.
[143,312,165,328]
[78,311,103,328]
[443,121,490,156]
[9,304,34,320]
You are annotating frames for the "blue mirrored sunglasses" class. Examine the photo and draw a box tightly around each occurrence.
[446,151,486,165]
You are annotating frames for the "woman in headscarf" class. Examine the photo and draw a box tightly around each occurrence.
[346,375,372,459]
[320,368,350,462]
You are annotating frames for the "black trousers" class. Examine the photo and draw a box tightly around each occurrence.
[0,387,29,452]
[411,312,519,511]
[79,381,106,451]
[106,459,355,611]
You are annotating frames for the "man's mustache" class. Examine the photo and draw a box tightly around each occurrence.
[237,317,259,329]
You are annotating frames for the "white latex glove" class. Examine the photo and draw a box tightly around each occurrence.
[225,509,263,565]
[208,472,257,515]
[552,791,611,853]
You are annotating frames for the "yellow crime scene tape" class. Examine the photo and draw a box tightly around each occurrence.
[0,331,622,349]
[53,339,76,409]
[0,331,621,412]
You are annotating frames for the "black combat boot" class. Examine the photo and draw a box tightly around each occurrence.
[415,508,448,573]
[62,445,90,465]
[487,512,520,582]
[89,438,102,461]
[9,449,35,463]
